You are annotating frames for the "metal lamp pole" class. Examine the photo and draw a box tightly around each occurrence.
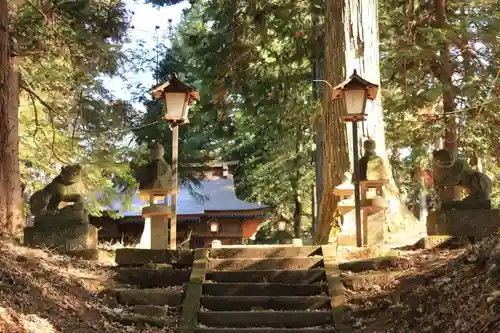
[331,69,379,248]
[152,75,200,250]
[351,122,362,247]
[170,124,179,249]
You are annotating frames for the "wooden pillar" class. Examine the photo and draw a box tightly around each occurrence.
[170,124,179,249]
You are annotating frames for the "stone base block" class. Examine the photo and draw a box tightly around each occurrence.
[365,210,387,246]
[335,209,387,247]
[67,249,101,260]
[427,209,500,238]
[150,215,169,249]
[337,234,356,247]
[24,223,98,253]
[417,235,471,250]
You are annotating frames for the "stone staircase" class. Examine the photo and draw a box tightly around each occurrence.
[103,249,193,327]
[107,246,403,332]
[182,246,344,333]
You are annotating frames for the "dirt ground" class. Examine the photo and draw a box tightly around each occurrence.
[342,242,500,333]
[0,238,178,333]
[0,237,498,333]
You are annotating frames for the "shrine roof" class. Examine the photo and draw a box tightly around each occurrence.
[105,176,269,218]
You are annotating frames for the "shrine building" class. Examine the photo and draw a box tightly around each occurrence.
[91,161,270,248]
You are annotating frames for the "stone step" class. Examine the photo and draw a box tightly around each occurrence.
[197,311,333,328]
[113,287,184,306]
[115,248,193,266]
[210,246,321,259]
[200,296,331,311]
[205,269,325,283]
[195,329,336,333]
[103,305,179,327]
[116,267,190,287]
[208,257,323,271]
[202,283,328,297]
[338,256,401,273]
[340,271,402,289]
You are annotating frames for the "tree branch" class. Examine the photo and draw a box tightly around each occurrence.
[20,85,69,164]
[20,84,57,115]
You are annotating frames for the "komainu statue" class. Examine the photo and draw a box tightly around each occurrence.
[24,164,97,254]
[29,164,84,217]
[135,141,173,191]
[432,149,492,210]
[358,139,388,181]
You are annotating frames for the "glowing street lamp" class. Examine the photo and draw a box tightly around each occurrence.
[331,69,379,121]
[332,70,379,247]
[277,221,286,231]
[151,75,200,249]
[152,74,200,124]
[209,221,219,233]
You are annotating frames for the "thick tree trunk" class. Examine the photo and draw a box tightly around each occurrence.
[0,1,23,236]
[314,0,350,244]
[292,131,303,239]
[435,0,460,202]
[311,5,322,235]
[293,192,302,239]
[0,0,11,232]
[315,0,423,244]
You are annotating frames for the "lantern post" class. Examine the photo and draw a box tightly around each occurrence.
[152,75,200,249]
[331,70,379,247]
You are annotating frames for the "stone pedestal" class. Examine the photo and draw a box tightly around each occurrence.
[151,215,170,249]
[365,209,387,246]
[142,203,172,250]
[427,209,500,239]
[24,223,97,252]
[335,209,387,247]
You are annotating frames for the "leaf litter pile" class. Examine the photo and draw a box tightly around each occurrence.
[0,239,177,333]
[344,236,500,333]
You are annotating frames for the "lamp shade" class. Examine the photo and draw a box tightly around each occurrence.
[151,75,200,124]
[277,221,286,231]
[331,70,379,122]
[165,92,190,121]
[209,221,219,233]
[343,87,367,117]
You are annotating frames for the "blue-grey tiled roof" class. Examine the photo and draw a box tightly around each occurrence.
[104,177,268,218]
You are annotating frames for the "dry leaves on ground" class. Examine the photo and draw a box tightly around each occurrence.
[345,237,500,333]
[0,239,177,333]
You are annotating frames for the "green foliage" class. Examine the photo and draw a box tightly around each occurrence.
[134,0,498,234]
[10,0,139,214]
[134,0,321,236]
[380,0,499,207]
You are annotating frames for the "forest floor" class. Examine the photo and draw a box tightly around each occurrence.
[0,238,177,333]
[0,236,498,333]
[345,237,500,333]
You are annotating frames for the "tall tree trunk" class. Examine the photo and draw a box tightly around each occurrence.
[314,0,350,244]
[315,0,423,244]
[0,1,23,236]
[436,0,460,201]
[435,0,460,202]
[0,0,11,233]
[311,1,322,236]
[292,129,303,239]
[293,190,302,239]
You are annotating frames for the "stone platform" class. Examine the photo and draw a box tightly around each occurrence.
[427,209,500,239]
[24,222,98,253]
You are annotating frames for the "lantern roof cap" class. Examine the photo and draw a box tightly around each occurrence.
[332,69,379,101]
[152,74,200,101]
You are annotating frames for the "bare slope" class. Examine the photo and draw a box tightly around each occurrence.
[346,237,500,333]
[0,238,177,333]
